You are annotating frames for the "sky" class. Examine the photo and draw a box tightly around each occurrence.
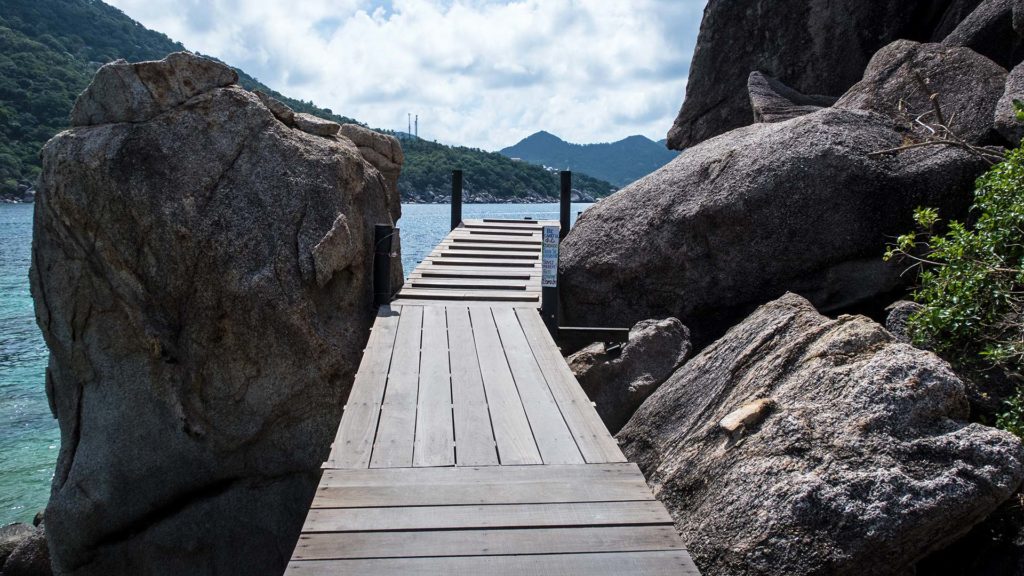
[104,0,707,151]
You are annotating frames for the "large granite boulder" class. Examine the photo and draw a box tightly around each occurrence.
[30,52,401,575]
[747,71,836,125]
[942,0,1024,69]
[665,0,957,149]
[996,62,1024,145]
[2,527,51,576]
[836,40,1008,145]
[561,107,986,340]
[618,293,1024,576]
[567,318,691,434]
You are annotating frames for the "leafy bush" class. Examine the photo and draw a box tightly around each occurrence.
[885,147,1024,432]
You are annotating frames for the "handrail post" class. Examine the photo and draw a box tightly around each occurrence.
[559,171,571,240]
[541,225,560,335]
[373,224,393,307]
[451,169,463,230]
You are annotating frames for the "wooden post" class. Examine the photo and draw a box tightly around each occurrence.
[373,224,393,307]
[560,171,571,240]
[451,169,463,231]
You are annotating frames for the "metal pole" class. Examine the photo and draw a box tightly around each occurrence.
[559,171,571,240]
[451,169,463,230]
[373,224,393,307]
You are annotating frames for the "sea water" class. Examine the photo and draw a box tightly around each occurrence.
[0,202,593,525]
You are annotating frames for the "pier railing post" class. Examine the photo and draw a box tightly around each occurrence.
[373,224,393,307]
[559,171,571,240]
[541,225,560,335]
[451,169,463,230]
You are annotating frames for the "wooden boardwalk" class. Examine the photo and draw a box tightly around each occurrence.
[285,219,700,575]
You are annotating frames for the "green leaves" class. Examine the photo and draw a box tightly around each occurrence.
[887,147,1024,434]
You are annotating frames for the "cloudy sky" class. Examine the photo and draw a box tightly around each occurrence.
[105,0,706,151]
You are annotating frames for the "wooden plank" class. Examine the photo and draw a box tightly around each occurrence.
[516,308,626,464]
[370,306,423,468]
[302,501,673,532]
[443,243,542,252]
[426,258,541,267]
[411,270,536,280]
[410,278,529,290]
[413,306,455,467]
[395,289,539,302]
[287,551,701,576]
[327,305,402,468]
[390,299,541,309]
[433,250,539,259]
[468,307,542,465]
[449,236,541,245]
[492,307,583,465]
[445,306,499,466]
[292,526,684,560]
[320,462,643,485]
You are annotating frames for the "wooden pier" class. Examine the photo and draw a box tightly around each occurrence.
[285,218,700,575]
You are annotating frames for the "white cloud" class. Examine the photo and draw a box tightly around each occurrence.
[105,0,706,150]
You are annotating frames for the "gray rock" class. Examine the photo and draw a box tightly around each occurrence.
[293,112,340,137]
[561,107,986,341]
[996,62,1024,145]
[31,53,401,576]
[933,0,989,40]
[885,300,924,344]
[0,524,36,567]
[747,71,836,124]
[836,40,1007,145]
[665,0,957,149]
[70,52,237,126]
[567,318,691,434]
[253,90,295,127]
[618,293,1024,576]
[3,527,51,576]
[942,0,1024,69]
[31,511,43,528]
[1016,0,1024,34]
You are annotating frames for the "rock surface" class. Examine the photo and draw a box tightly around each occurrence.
[561,107,986,340]
[567,318,691,434]
[31,53,401,575]
[665,0,957,149]
[618,293,1024,576]
[942,0,1024,69]
[0,524,36,567]
[836,40,1008,145]
[253,90,295,127]
[70,52,237,126]
[996,62,1024,145]
[2,528,51,576]
[747,72,836,124]
[884,300,925,344]
[293,112,340,137]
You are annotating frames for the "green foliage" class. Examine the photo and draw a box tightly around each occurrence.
[398,136,614,200]
[886,147,1024,433]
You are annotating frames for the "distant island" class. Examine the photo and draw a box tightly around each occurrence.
[500,130,679,187]
[0,0,618,204]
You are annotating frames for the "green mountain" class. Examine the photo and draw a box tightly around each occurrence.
[500,131,679,187]
[0,0,615,202]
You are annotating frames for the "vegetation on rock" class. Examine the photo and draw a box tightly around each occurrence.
[886,143,1024,435]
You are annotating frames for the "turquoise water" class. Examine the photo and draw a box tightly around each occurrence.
[0,201,592,525]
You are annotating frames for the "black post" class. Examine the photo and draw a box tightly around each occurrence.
[373,224,393,307]
[451,169,463,230]
[542,285,559,335]
[559,171,571,240]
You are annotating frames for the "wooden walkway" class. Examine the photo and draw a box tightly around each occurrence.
[285,219,700,575]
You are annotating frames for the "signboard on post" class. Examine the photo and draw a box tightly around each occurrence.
[542,226,559,288]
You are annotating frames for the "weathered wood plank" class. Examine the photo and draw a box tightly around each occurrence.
[291,526,684,560]
[516,308,627,464]
[492,307,583,465]
[413,306,455,467]
[446,306,499,466]
[468,307,542,465]
[301,500,673,532]
[426,258,541,267]
[370,306,423,468]
[395,289,539,302]
[320,462,643,484]
[411,269,537,279]
[286,551,701,576]
[327,305,402,468]
[410,278,529,290]
[433,249,539,259]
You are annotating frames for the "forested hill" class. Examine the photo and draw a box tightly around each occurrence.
[500,130,679,187]
[0,0,615,202]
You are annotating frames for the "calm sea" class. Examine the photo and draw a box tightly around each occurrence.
[0,201,592,525]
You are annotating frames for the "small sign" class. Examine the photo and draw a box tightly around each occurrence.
[542,226,559,288]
